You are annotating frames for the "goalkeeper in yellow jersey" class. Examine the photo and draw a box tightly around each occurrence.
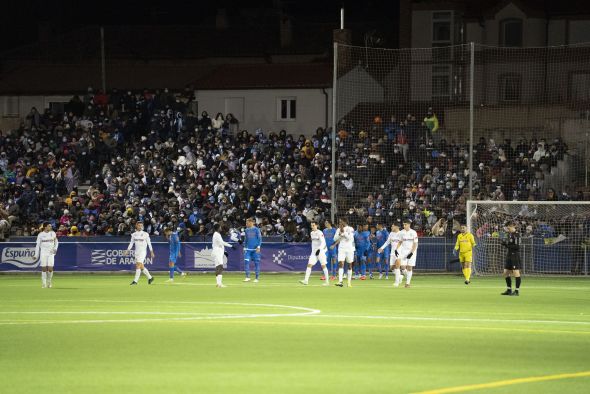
[454,224,476,285]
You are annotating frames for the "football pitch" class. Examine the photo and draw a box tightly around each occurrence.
[1,274,589,394]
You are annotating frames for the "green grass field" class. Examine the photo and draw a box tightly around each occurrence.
[1,273,589,394]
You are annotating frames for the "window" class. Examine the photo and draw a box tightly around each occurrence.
[432,11,453,61]
[432,11,453,44]
[570,72,590,102]
[3,97,19,117]
[500,19,523,47]
[277,97,296,120]
[49,102,65,116]
[499,74,521,102]
[432,65,451,97]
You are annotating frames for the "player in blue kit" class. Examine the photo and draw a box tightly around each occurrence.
[164,227,186,282]
[354,224,371,280]
[243,218,262,282]
[323,220,338,280]
[367,225,378,279]
[374,222,390,279]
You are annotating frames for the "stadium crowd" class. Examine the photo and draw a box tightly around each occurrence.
[0,87,582,240]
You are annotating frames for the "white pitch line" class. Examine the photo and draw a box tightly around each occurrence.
[0,301,321,325]
[311,314,590,326]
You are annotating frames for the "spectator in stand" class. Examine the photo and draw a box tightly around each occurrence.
[423,107,439,141]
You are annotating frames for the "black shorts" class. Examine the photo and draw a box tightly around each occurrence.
[505,253,521,270]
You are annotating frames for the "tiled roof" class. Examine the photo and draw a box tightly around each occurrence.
[192,63,332,90]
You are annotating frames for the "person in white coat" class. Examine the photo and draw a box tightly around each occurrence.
[212,223,234,287]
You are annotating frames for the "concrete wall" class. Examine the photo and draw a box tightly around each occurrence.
[336,66,383,121]
[443,105,587,145]
[195,88,332,136]
[1,91,333,137]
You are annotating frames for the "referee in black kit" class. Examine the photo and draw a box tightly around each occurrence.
[501,222,522,296]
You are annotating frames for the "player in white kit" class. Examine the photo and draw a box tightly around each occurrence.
[394,219,419,288]
[378,220,404,287]
[331,218,356,287]
[299,222,330,286]
[126,222,155,285]
[212,223,234,288]
[35,222,59,288]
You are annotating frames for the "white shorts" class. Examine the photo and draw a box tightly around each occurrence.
[39,253,55,268]
[399,250,417,267]
[135,253,147,264]
[337,249,355,264]
[308,250,328,266]
[389,253,400,266]
[212,252,224,267]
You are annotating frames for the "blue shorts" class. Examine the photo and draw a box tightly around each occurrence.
[325,248,337,263]
[376,250,390,262]
[356,247,369,260]
[244,249,260,262]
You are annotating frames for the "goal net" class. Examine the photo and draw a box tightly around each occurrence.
[467,200,590,276]
[333,42,590,233]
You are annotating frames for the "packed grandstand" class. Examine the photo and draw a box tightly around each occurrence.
[0,87,581,241]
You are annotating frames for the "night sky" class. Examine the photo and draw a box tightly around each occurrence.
[0,0,400,52]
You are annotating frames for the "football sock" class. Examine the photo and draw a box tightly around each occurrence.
[174,266,183,274]
[505,276,512,289]
[394,268,401,283]
[244,260,250,278]
[254,261,260,279]
[216,274,222,285]
[142,268,152,280]
[515,277,521,290]
[347,269,352,285]
[134,269,141,282]
[322,267,330,283]
[304,267,312,282]
[462,268,472,281]
[338,267,344,283]
[361,262,367,276]
[41,272,47,287]
[169,267,175,279]
[47,271,53,285]
[406,271,413,284]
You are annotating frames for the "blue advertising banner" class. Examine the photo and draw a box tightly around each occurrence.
[0,239,464,272]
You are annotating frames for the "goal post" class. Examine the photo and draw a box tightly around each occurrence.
[467,200,590,276]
